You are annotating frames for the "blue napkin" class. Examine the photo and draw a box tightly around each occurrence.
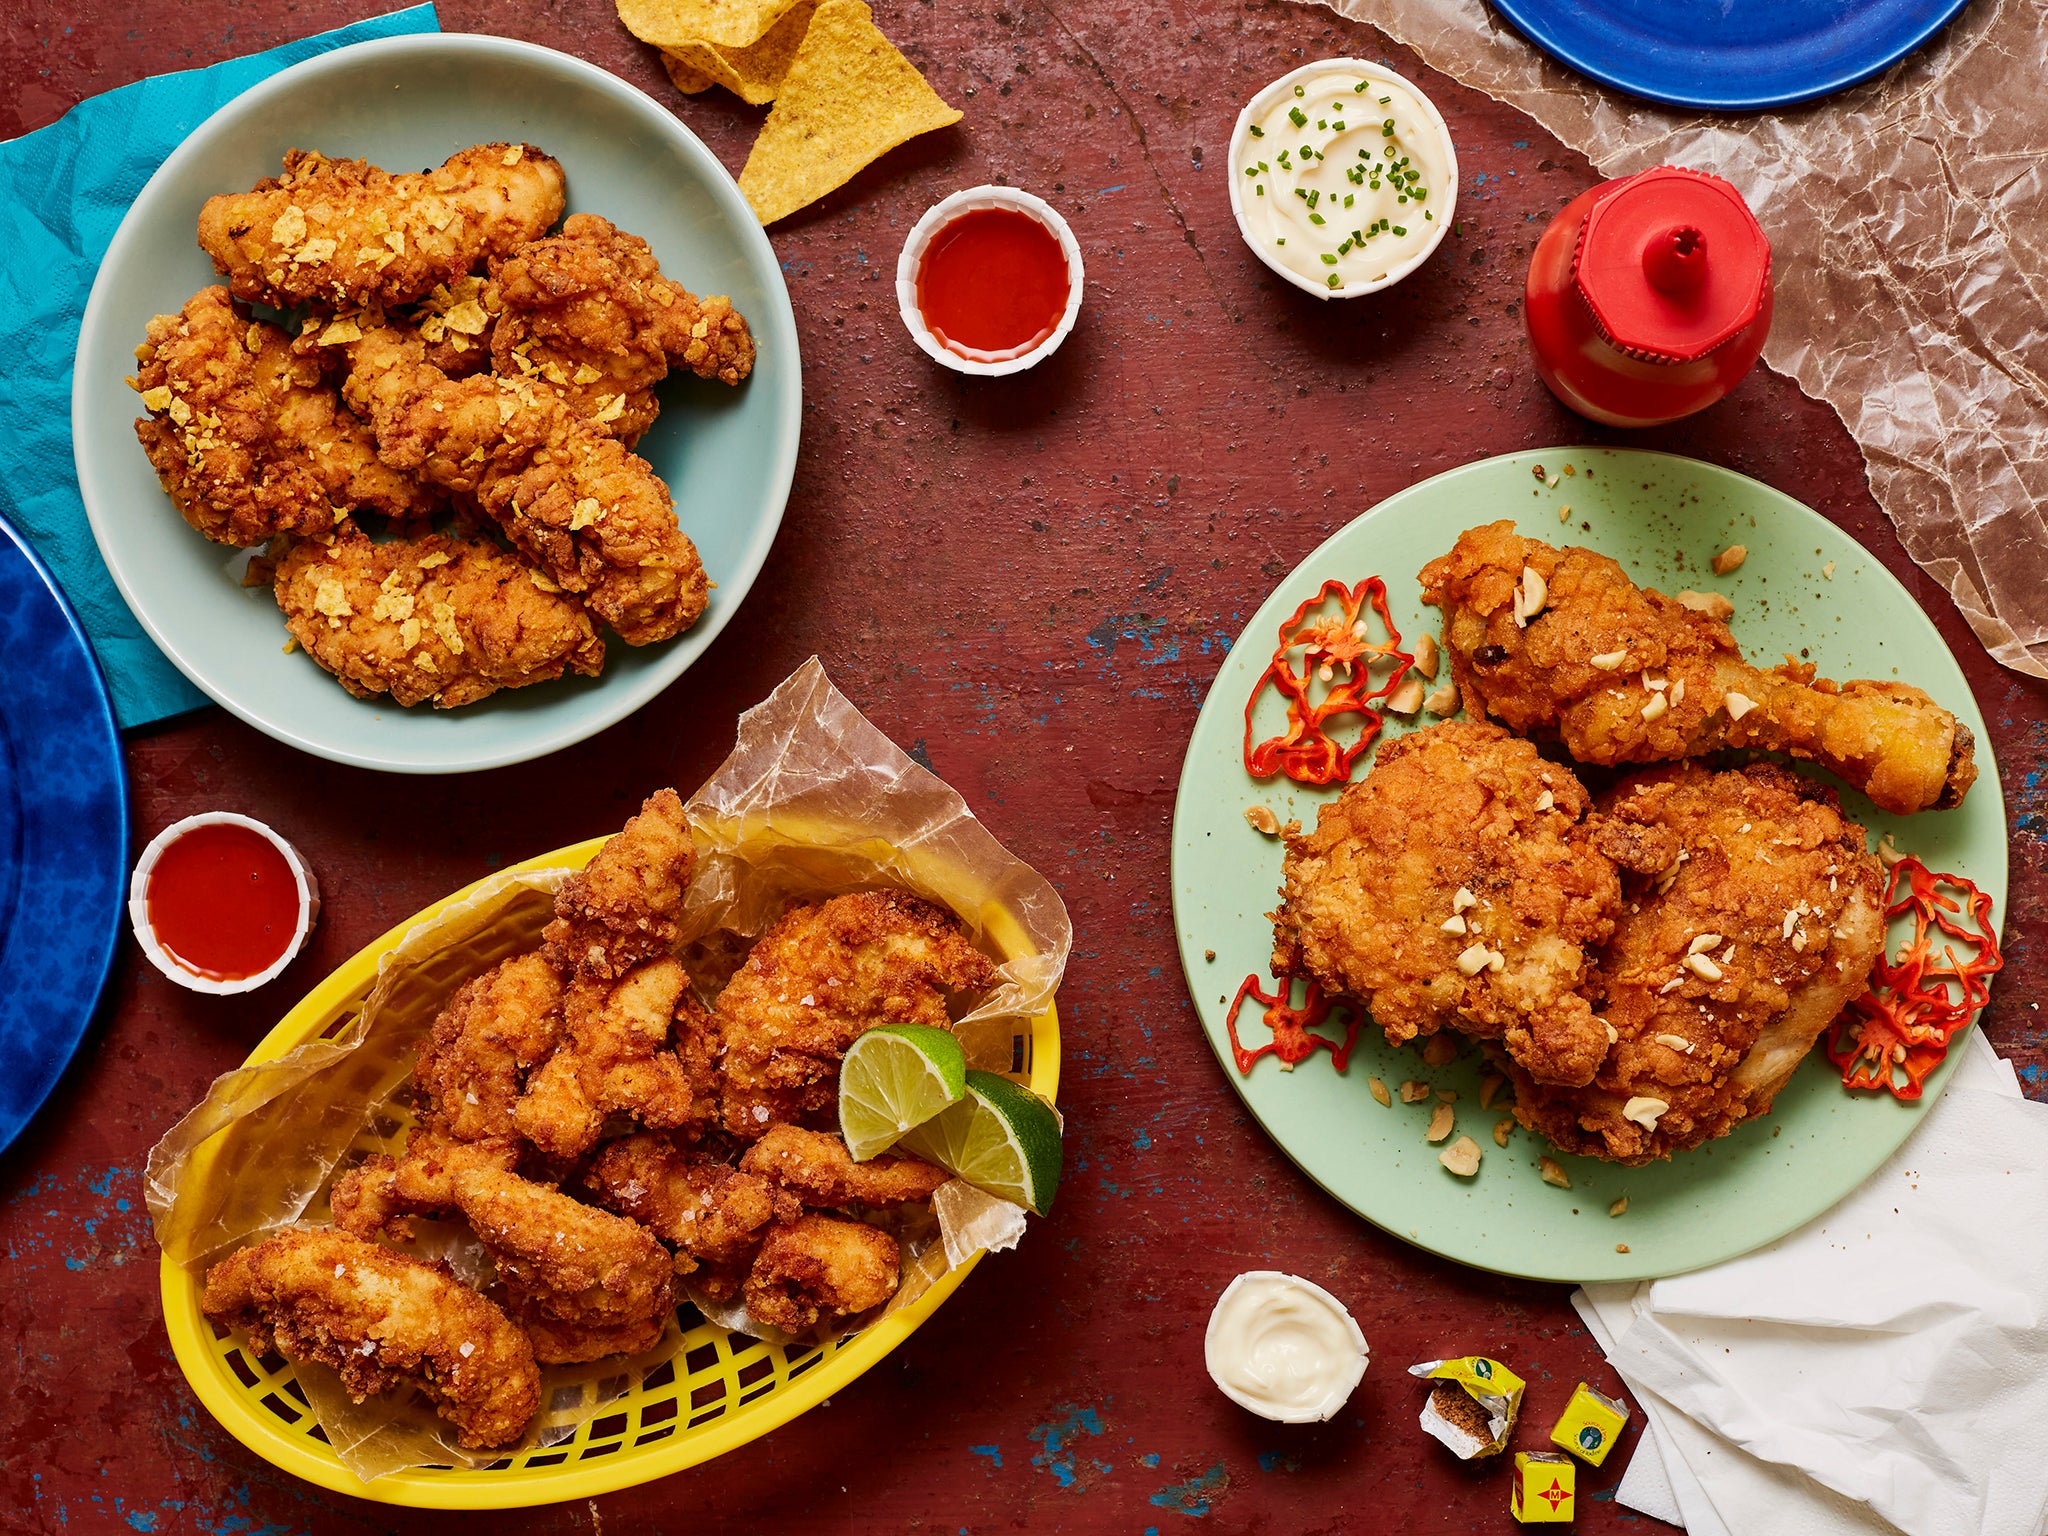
[0,4,440,730]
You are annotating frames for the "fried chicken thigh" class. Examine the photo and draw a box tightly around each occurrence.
[584,1133,793,1297]
[1272,721,1622,1087]
[742,1214,900,1336]
[342,325,708,644]
[714,893,999,1139]
[738,1124,950,1209]
[1420,521,1977,815]
[272,522,604,707]
[132,286,433,545]
[201,1228,539,1449]
[329,1130,522,1241]
[1507,762,1886,1164]
[491,213,755,442]
[411,954,565,1141]
[197,144,565,312]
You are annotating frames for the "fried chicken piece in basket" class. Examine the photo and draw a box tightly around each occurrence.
[514,958,712,1158]
[1506,762,1887,1164]
[411,954,565,1142]
[742,1213,901,1336]
[739,1125,950,1209]
[449,1166,675,1363]
[584,1133,794,1298]
[200,1227,539,1449]
[132,286,434,546]
[542,788,696,981]
[1272,720,1622,1088]
[272,522,605,707]
[329,1130,522,1241]
[197,144,565,312]
[715,892,1000,1140]
[491,213,754,442]
[342,325,708,645]
[1419,521,1978,815]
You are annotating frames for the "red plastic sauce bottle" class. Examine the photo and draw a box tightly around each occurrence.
[1524,166,1772,428]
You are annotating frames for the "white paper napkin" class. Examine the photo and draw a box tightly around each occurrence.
[1573,1032,2048,1536]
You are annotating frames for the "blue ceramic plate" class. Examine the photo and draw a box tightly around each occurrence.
[0,513,128,1155]
[74,35,801,773]
[1488,0,1972,110]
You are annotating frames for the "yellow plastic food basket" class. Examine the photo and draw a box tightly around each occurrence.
[160,837,1060,1508]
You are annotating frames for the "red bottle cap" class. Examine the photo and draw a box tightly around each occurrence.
[1570,167,1770,364]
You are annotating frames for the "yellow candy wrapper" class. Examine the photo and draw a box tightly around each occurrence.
[145,658,1070,1483]
[1512,1450,1577,1523]
[1409,1355,1526,1459]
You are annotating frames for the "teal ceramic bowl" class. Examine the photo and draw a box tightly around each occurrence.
[74,34,800,773]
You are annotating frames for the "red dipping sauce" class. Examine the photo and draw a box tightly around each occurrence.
[146,821,302,981]
[916,207,1071,360]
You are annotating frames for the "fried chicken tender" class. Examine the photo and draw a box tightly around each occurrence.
[272,522,604,707]
[739,1125,950,1208]
[1420,521,1978,815]
[408,275,503,377]
[584,1133,794,1295]
[515,958,709,1158]
[1507,762,1887,1164]
[715,893,1000,1139]
[490,213,754,442]
[411,954,565,1141]
[329,1130,522,1241]
[742,1214,900,1336]
[542,788,696,981]
[197,144,566,312]
[132,286,433,545]
[200,1228,539,1449]
[450,1166,675,1362]
[1272,721,1622,1087]
[343,325,708,644]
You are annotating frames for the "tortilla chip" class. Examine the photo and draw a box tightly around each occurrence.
[618,0,805,50]
[662,1,817,105]
[661,53,718,93]
[737,0,962,226]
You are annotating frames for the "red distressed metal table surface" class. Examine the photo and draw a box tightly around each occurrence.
[5,0,2044,1531]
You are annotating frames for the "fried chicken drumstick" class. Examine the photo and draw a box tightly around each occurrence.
[201,1228,540,1449]
[1420,522,1978,815]
[198,144,566,312]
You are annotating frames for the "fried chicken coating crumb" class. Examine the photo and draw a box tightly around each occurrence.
[1507,762,1886,1164]
[200,1228,538,1449]
[1273,720,1621,1088]
[491,213,755,442]
[743,1213,900,1336]
[541,789,696,980]
[1420,520,1977,814]
[272,522,604,707]
[714,892,999,1139]
[132,286,434,546]
[412,954,564,1140]
[197,144,565,312]
[739,1124,950,1209]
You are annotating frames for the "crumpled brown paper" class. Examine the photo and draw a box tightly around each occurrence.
[146,657,1069,1483]
[1303,0,2048,676]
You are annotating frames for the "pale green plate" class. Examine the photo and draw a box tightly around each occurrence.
[1170,448,2006,1283]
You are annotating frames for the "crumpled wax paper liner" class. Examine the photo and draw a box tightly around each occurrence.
[145,656,1068,1482]
[1299,0,2048,676]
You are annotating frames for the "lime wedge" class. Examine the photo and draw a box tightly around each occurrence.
[838,1024,969,1161]
[899,1070,1063,1215]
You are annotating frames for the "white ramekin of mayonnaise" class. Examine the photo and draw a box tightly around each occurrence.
[1228,60,1459,300]
[1205,1270,1369,1422]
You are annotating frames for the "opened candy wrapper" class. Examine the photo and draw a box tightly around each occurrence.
[1411,1355,1526,1459]
[144,657,1071,1482]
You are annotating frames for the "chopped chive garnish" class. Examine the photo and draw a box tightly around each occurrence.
[1382,118,1395,135]
[1309,212,1325,224]
[1316,119,1327,130]
[1249,125,1265,138]
[1245,166,1258,176]
[1355,81,1369,93]
[1320,253,1338,265]
[1392,225,1406,235]
[1344,194,1354,207]
[1379,94,1391,103]
[1333,121,1344,130]
[1276,238,1285,245]
[1289,106,1307,127]
[1413,187,1428,200]
[1257,185,1265,195]
[1328,274,1342,288]
[1293,83,1305,96]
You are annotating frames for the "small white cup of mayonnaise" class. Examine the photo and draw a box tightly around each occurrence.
[1205,1270,1369,1422]
[1228,60,1459,300]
